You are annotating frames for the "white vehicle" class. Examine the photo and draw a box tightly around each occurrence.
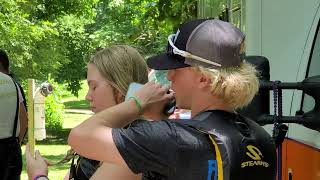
[199,0,320,179]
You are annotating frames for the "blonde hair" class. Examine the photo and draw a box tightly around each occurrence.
[194,61,259,110]
[89,45,148,96]
[57,45,148,165]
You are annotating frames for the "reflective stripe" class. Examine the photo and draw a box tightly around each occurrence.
[209,135,224,180]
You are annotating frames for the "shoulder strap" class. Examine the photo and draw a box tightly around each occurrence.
[175,113,225,180]
[11,79,20,138]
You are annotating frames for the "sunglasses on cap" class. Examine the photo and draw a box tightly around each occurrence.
[166,34,222,67]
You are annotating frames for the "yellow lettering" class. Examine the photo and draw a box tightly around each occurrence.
[246,145,263,160]
[241,145,270,168]
[241,161,270,168]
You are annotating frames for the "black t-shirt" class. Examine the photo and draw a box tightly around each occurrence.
[113,120,215,180]
[71,119,146,180]
[112,110,276,180]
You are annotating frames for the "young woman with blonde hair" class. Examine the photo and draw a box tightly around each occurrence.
[26,44,169,180]
[69,45,150,180]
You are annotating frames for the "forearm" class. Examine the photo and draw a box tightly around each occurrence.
[68,99,140,161]
[74,99,140,131]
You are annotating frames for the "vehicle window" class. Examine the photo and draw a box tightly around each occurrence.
[230,0,246,33]
[197,0,246,33]
[302,20,320,112]
[198,0,227,19]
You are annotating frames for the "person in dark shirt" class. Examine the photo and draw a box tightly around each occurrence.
[30,19,277,180]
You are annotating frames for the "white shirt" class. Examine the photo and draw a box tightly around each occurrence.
[0,72,23,138]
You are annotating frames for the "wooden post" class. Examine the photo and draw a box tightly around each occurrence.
[27,79,35,157]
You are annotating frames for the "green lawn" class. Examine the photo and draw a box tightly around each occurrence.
[62,80,90,109]
[21,111,91,179]
[21,145,71,180]
[64,99,90,109]
[20,81,93,179]
[63,112,91,129]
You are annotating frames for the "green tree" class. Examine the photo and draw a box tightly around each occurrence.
[87,0,197,56]
[1,0,198,95]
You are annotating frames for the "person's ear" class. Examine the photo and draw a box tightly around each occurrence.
[198,74,212,89]
[115,90,125,104]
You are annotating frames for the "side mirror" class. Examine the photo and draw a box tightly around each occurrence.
[297,75,320,131]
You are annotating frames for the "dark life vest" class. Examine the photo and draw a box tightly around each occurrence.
[176,110,277,180]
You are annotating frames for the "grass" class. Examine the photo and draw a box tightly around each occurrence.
[20,81,93,179]
[62,80,90,109]
[21,111,91,179]
[64,99,90,109]
[63,113,91,129]
[20,145,71,180]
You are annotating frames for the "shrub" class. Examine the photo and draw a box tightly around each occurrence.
[45,78,65,133]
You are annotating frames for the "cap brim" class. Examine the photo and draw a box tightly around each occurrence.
[147,53,190,70]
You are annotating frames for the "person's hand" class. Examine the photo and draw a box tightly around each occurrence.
[26,144,48,180]
[143,96,172,120]
[134,81,174,110]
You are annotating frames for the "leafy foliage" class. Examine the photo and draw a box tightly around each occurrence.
[54,15,92,96]
[0,0,198,95]
[45,77,64,132]
[88,0,197,56]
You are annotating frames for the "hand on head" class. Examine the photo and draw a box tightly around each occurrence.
[26,144,48,180]
[143,94,174,120]
[134,81,174,110]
